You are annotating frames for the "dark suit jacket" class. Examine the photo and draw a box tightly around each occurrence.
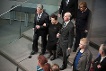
[33,11,49,36]
[59,0,78,18]
[93,55,106,71]
[58,21,74,52]
[76,8,91,31]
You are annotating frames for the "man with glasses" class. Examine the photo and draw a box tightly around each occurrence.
[57,12,74,70]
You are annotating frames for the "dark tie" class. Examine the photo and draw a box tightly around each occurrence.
[37,14,40,22]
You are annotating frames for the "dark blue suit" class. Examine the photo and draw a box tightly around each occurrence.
[32,10,49,54]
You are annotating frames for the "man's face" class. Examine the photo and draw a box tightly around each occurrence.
[37,7,42,14]
[63,14,69,21]
[79,41,86,49]
[51,18,57,24]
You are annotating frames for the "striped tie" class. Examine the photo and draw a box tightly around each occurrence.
[63,23,66,28]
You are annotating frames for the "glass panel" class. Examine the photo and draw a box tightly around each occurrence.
[0,9,21,47]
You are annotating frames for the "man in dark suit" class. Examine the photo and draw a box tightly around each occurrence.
[93,44,106,71]
[31,4,49,55]
[57,12,74,70]
[58,0,78,20]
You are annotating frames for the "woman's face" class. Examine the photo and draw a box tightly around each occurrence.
[51,18,57,24]
[79,41,86,49]
[79,5,86,12]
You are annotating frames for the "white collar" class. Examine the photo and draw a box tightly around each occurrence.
[82,8,87,13]
[101,56,106,59]
[65,20,70,26]
[38,12,43,18]
[100,56,106,62]
[80,49,84,53]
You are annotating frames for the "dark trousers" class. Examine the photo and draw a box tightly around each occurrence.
[32,33,47,53]
[73,28,87,51]
[62,49,68,67]
[73,70,79,71]
[73,66,79,71]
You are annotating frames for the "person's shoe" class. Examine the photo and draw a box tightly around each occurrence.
[30,51,37,55]
[50,55,56,61]
[60,65,67,70]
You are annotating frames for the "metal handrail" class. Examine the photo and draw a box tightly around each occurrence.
[0,0,29,17]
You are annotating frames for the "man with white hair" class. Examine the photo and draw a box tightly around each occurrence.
[57,12,74,70]
[31,4,49,55]
[93,44,106,71]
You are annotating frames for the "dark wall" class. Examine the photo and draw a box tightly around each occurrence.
[90,0,106,45]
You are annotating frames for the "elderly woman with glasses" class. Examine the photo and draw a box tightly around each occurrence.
[73,38,92,71]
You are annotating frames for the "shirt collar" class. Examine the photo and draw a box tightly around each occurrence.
[101,56,106,59]
[80,49,84,53]
[100,56,106,62]
[82,8,87,13]
[38,12,43,18]
[65,20,70,25]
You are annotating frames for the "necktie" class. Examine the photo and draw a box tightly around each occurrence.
[63,23,66,28]
[37,14,40,21]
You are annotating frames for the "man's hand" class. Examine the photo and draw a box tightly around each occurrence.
[43,23,46,27]
[58,14,61,17]
[85,30,88,33]
[56,33,60,38]
[36,25,40,29]
[32,28,35,30]
[68,48,71,51]
[97,64,101,69]
[74,24,76,28]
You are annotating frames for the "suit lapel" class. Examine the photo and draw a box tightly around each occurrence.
[36,12,44,21]
[40,12,44,20]
[100,57,106,63]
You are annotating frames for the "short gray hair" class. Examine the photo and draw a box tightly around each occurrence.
[37,4,43,9]
[64,12,72,20]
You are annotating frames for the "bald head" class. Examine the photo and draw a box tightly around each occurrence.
[99,44,106,55]
[63,12,72,21]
